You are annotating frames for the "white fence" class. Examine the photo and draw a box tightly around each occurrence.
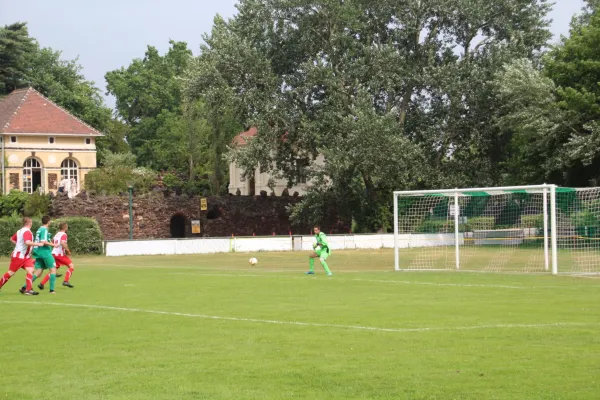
[105,233,459,257]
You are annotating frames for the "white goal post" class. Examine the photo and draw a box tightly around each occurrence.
[393,184,600,275]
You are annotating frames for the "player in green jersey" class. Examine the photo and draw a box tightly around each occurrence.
[20,216,58,294]
[305,225,332,276]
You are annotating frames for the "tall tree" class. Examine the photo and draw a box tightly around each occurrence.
[105,41,192,166]
[0,22,36,94]
[186,0,552,231]
[496,3,600,186]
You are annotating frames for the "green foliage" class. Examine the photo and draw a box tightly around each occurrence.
[106,41,239,194]
[0,190,29,216]
[187,0,552,231]
[521,215,544,229]
[414,216,496,234]
[162,172,184,190]
[85,151,157,195]
[49,217,103,255]
[415,219,454,234]
[23,192,50,217]
[0,22,36,94]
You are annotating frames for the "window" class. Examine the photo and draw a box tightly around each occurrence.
[85,138,92,145]
[23,158,42,194]
[49,137,55,144]
[10,136,16,143]
[61,158,79,184]
[295,159,309,184]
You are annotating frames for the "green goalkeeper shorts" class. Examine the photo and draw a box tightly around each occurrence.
[315,248,330,261]
[34,255,56,270]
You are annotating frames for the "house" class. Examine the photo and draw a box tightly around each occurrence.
[228,127,324,195]
[0,88,102,195]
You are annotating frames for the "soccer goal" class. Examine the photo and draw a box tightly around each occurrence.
[393,185,600,275]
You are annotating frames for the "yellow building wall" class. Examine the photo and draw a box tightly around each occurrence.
[2,134,98,194]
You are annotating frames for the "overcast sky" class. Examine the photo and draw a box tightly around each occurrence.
[0,0,588,108]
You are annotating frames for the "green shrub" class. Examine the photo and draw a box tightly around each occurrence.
[23,192,51,217]
[49,217,103,255]
[162,172,184,190]
[85,166,156,195]
[461,217,495,231]
[521,215,544,229]
[0,216,102,256]
[415,218,453,233]
[0,190,29,216]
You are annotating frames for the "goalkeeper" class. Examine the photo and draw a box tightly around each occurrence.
[305,226,332,276]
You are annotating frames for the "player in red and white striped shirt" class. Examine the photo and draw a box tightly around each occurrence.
[38,222,75,290]
[0,218,42,295]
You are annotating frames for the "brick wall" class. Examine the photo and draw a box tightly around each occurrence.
[51,191,349,240]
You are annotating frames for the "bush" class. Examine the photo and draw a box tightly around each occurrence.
[521,215,544,229]
[0,191,29,216]
[49,217,103,255]
[461,217,495,231]
[0,216,102,256]
[23,192,51,217]
[85,166,157,195]
[415,218,453,233]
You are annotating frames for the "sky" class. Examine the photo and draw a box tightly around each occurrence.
[0,0,588,109]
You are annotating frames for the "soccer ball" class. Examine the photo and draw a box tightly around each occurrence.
[249,257,258,266]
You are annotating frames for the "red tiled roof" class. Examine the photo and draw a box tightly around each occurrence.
[231,127,291,146]
[0,87,102,136]
[231,127,258,146]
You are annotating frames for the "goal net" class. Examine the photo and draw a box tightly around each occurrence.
[393,185,600,274]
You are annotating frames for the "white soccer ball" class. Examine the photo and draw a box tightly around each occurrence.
[249,257,258,266]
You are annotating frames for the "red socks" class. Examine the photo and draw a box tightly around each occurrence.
[0,272,11,289]
[25,273,33,291]
[41,274,50,285]
[65,267,74,282]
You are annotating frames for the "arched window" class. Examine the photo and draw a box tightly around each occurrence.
[23,158,42,194]
[61,158,79,183]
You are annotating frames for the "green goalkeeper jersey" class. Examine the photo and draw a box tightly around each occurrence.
[33,226,52,257]
[315,232,330,253]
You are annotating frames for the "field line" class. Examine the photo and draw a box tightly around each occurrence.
[167,272,524,289]
[1,300,596,334]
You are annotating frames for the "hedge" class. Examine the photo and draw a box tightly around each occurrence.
[0,216,103,257]
[415,216,496,233]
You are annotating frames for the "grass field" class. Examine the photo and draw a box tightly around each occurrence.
[1,249,600,399]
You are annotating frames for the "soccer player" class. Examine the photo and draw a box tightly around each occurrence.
[0,217,42,295]
[20,216,58,294]
[305,225,332,276]
[38,222,74,290]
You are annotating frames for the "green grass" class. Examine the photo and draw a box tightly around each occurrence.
[1,249,600,399]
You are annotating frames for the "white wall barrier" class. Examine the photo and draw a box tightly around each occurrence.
[105,233,459,257]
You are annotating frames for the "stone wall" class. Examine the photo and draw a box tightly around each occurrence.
[50,192,349,240]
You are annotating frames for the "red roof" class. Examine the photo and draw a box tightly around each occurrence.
[231,127,290,146]
[231,127,258,146]
[0,88,102,136]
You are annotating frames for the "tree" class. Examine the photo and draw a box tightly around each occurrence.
[84,151,157,195]
[186,0,552,231]
[105,41,192,166]
[0,22,36,94]
[493,59,565,184]
[543,9,600,185]
[496,4,600,186]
